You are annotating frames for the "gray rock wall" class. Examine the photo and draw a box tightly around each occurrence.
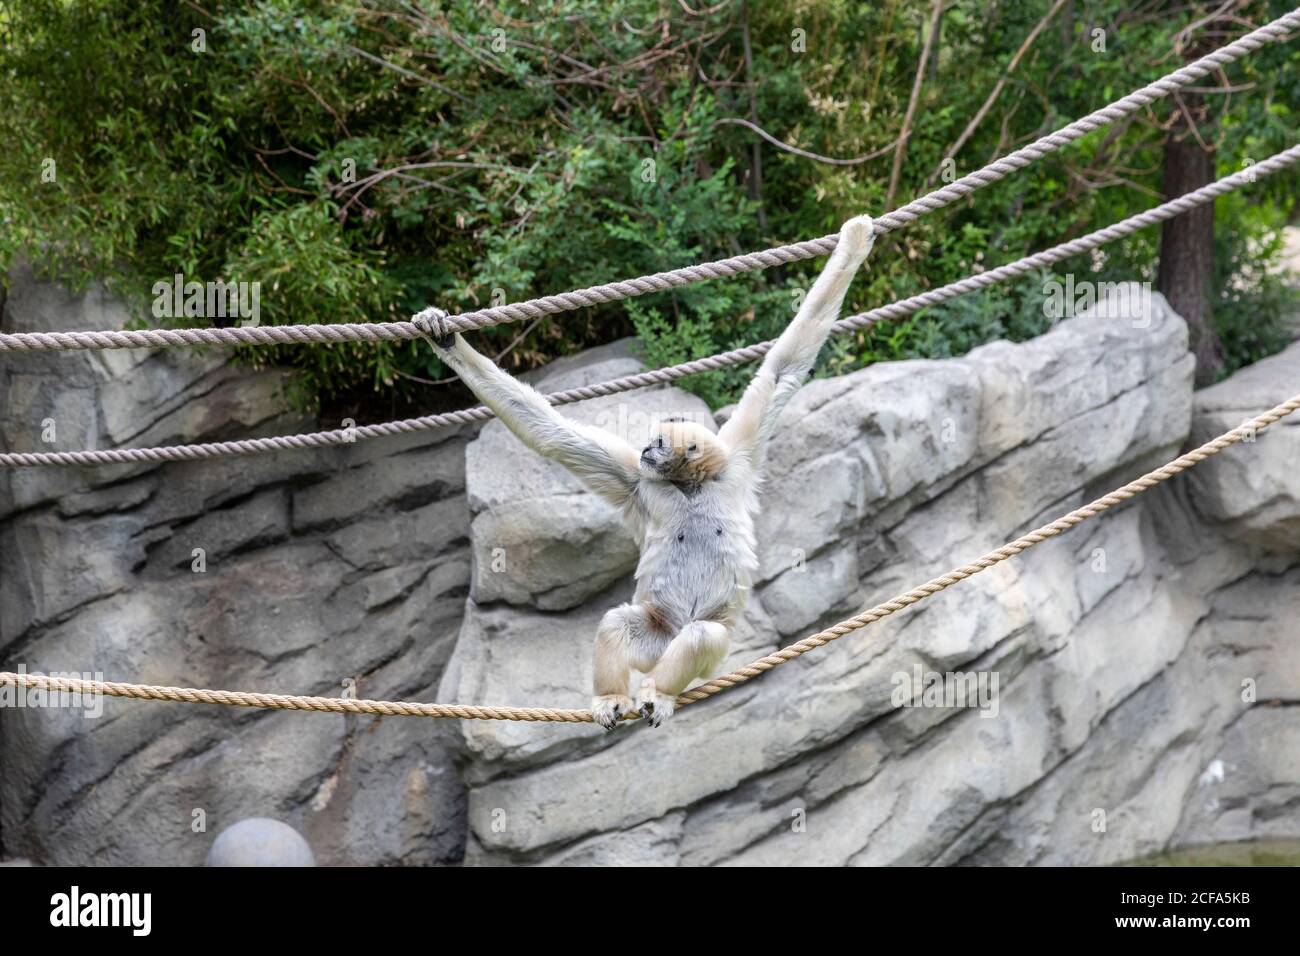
[2,268,1297,866]
[1,264,470,864]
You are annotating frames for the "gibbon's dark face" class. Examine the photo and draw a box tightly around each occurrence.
[639,420,726,484]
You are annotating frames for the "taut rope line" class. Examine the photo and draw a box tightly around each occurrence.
[4,389,1296,723]
[5,141,1298,468]
[0,8,1295,355]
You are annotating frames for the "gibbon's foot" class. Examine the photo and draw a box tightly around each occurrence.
[591,694,633,731]
[636,679,676,728]
[412,307,456,350]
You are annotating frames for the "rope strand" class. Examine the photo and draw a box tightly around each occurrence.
[6,142,1297,469]
[5,389,1295,722]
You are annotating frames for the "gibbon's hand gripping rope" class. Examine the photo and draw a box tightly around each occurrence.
[3,388,1297,723]
[0,7,1296,355]
[4,141,1298,468]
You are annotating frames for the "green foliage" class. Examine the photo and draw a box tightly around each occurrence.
[0,0,1296,416]
[1211,191,1297,376]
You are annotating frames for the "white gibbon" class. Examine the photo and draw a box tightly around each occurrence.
[418,215,876,728]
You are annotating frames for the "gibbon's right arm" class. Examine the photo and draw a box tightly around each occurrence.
[718,215,876,468]
[428,333,642,505]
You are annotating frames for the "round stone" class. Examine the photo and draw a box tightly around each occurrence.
[205,818,315,867]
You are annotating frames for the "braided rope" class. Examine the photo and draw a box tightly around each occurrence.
[0,674,594,723]
[3,389,1296,722]
[6,142,1297,469]
[0,8,1295,356]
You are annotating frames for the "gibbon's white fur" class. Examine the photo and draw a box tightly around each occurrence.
[424,215,876,728]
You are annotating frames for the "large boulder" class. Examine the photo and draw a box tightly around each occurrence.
[444,285,1299,865]
[1186,339,1300,549]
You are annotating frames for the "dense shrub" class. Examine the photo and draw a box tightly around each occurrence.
[1,0,1295,418]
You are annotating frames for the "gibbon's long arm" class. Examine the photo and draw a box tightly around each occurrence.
[719,215,876,466]
[430,334,642,504]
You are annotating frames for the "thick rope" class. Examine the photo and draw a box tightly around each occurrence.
[3,389,1296,722]
[6,142,1297,469]
[0,8,1295,355]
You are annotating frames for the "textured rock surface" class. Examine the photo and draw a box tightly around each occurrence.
[2,272,1297,866]
[1,263,470,866]
[439,287,1300,866]
[1185,343,1300,548]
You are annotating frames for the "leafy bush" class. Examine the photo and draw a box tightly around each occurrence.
[0,0,1295,419]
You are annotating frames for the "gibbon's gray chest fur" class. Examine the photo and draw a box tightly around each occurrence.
[635,479,752,629]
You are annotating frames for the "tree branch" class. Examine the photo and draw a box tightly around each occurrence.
[886,0,944,211]
[926,0,1069,185]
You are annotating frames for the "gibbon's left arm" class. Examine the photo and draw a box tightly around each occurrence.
[719,214,876,467]
[427,332,642,505]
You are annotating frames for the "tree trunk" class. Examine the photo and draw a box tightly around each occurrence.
[1156,97,1223,385]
